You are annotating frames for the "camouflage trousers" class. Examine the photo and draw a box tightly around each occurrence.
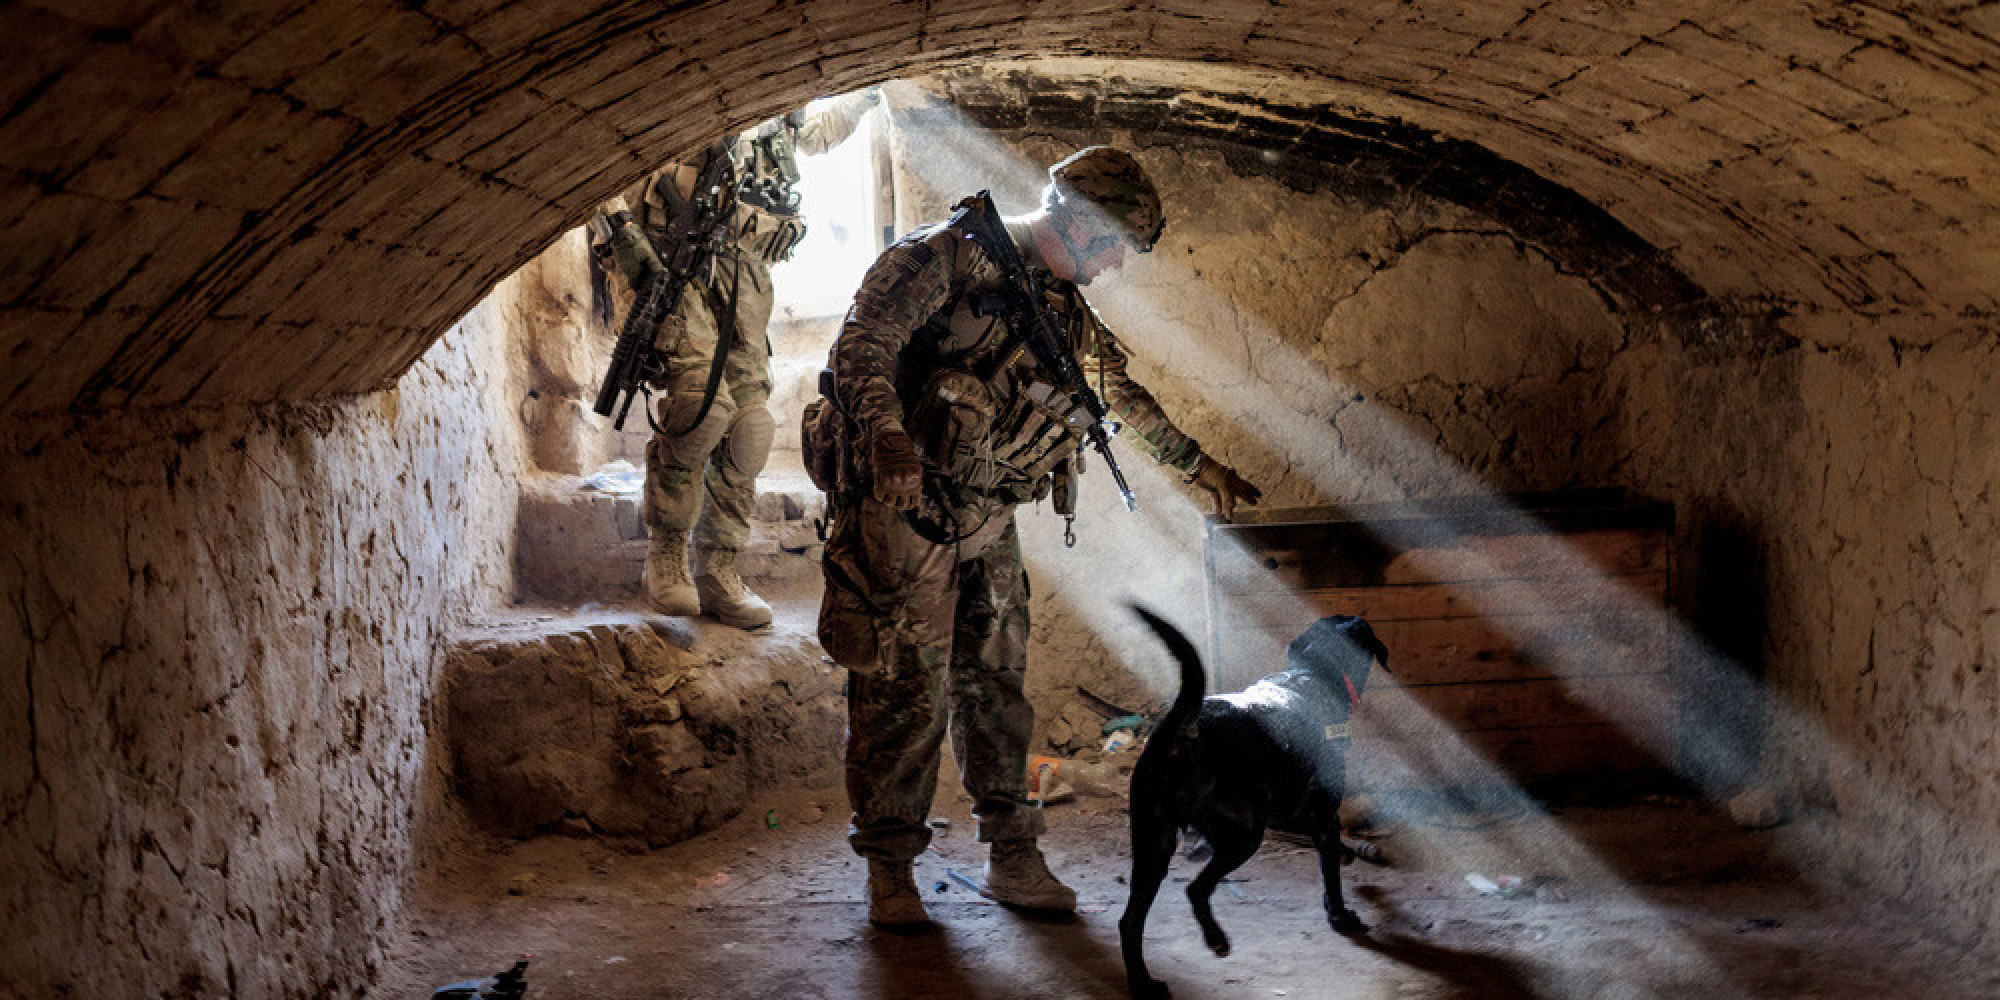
[818,496,1044,861]
[645,256,775,554]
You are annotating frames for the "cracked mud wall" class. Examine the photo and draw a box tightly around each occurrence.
[0,282,536,995]
[1616,327,2000,956]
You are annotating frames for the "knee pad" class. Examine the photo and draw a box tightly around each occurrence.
[718,402,774,487]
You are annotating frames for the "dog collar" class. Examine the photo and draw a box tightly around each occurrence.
[1323,723,1351,741]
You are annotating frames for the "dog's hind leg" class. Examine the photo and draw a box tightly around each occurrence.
[1186,829,1259,957]
[1119,819,1178,1000]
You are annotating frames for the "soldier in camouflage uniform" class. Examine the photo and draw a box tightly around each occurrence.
[597,91,877,628]
[808,146,1263,926]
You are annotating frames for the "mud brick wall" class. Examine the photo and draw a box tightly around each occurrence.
[0,273,536,997]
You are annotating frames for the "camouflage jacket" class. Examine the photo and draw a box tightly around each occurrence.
[829,210,1204,496]
[603,90,873,264]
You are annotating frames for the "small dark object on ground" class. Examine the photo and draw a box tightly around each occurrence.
[433,956,529,999]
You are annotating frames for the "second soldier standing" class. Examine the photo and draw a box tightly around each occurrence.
[596,90,877,628]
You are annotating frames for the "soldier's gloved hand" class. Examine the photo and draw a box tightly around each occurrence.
[869,426,924,510]
[610,220,664,287]
[1190,455,1263,521]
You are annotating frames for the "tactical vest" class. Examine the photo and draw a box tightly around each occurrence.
[897,223,1094,505]
[633,136,807,264]
[732,126,809,262]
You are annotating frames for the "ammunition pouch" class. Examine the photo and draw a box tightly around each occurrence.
[736,203,808,262]
[896,362,1091,507]
[802,369,849,496]
[906,368,998,491]
[987,378,1089,487]
[800,397,841,494]
[817,559,886,671]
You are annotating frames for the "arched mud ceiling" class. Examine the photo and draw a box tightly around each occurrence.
[0,1,1994,416]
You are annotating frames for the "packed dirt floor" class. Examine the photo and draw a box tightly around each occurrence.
[379,740,1999,999]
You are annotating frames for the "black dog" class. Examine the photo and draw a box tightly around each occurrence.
[1120,606,1390,1000]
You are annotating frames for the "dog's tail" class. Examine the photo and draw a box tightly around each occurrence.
[1129,603,1206,744]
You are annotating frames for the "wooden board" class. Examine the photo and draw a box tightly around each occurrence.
[1213,526,1670,595]
[1215,610,1673,688]
[1352,673,1678,746]
[1218,573,1669,626]
[1204,494,1678,792]
[1347,724,1664,790]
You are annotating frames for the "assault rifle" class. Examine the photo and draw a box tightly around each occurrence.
[592,142,737,430]
[952,191,1137,511]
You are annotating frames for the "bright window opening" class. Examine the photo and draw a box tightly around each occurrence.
[770,97,885,320]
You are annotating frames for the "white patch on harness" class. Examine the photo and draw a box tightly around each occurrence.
[1323,723,1350,741]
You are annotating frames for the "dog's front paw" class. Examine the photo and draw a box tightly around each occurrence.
[1327,907,1368,936]
[1129,975,1171,1000]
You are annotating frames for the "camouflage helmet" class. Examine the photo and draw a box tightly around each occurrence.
[1047,146,1165,252]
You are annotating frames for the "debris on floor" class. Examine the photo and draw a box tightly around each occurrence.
[1464,873,1569,901]
[377,781,1997,1000]
[431,956,529,1000]
[945,868,986,895]
[579,460,642,495]
[1027,755,1074,803]
[1101,712,1147,736]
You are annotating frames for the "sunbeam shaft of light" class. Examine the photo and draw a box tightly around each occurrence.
[889,107,1737,989]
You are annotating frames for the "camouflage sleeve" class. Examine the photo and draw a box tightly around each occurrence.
[1073,299,1205,473]
[831,228,959,437]
[794,90,876,155]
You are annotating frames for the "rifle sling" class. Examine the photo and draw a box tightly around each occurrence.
[666,255,741,436]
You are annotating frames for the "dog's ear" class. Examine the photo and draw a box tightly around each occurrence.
[1363,628,1391,675]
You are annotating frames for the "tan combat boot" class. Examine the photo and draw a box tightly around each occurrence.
[644,535,700,616]
[866,859,931,928]
[983,839,1077,911]
[694,547,773,629]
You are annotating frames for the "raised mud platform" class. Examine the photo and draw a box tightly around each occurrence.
[441,609,843,847]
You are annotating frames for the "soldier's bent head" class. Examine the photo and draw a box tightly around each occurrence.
[1044,146,1165,254]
